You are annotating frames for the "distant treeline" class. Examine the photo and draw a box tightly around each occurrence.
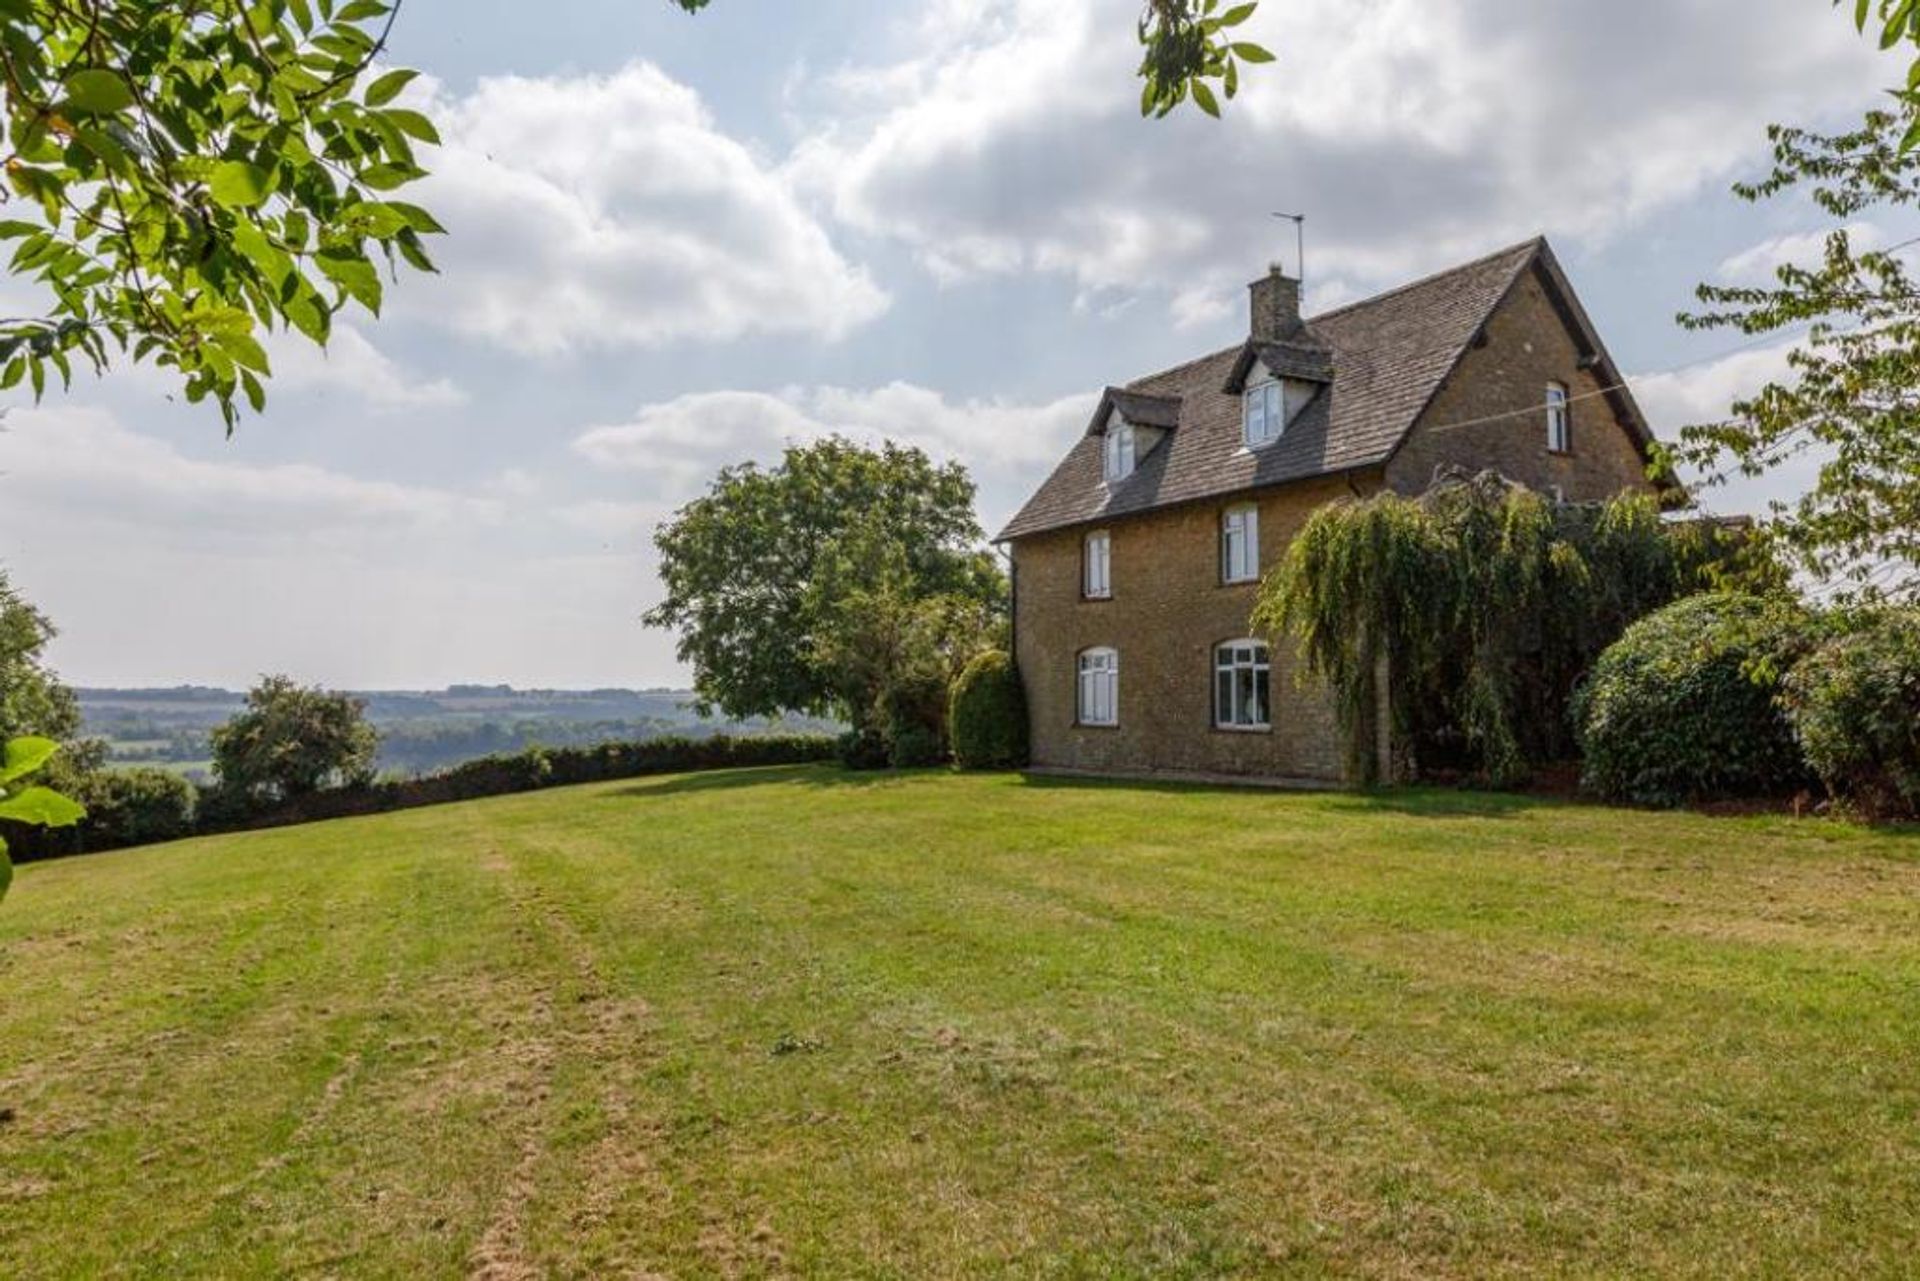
[78,686,839,778]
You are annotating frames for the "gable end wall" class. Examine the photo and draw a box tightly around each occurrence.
[1384,266,1655,500]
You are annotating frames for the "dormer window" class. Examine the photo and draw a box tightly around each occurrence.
[1243,375,1315,448]
[1104,419,1136,482]
[1244,380,1282,447]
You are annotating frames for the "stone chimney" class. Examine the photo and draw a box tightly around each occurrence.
[1249,265,1301,342]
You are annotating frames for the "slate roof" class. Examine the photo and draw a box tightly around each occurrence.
[997,237,1622,542]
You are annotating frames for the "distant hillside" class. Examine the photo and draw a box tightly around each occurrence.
[78,685,840,781]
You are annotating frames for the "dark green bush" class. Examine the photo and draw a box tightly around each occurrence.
[72,767,197,850]
[949,650,1028,770]
[1576,593,1814,806]
[1782,609,1920,819]
[886,721,946,769]
[836,727,890,771]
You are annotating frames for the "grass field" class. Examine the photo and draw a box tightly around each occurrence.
[2,767,1918,1277]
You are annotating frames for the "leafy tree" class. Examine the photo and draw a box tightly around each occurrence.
[0,0,1263,429]
[809,541,1006,761]
[1254,474,1768,786]
[210,674,378,802]
[0,736,85,902]
[0,568,79,742]
[646,437,1003,728]
[1673,109,1920,602]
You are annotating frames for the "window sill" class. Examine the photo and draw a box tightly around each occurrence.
[1219,578,1259,589]
[1075,722,1120,731]
[1212,723,1273,735]
[1080,594,1113,604]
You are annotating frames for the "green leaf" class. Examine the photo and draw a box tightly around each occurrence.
[364,68,418,107]
[388,201,446,234]
[0,787,87,828]
[318,249,382,313]
[1231,42,1275,63]
[356,163,421,191]
[384,109,440,145]
[62,69,135,116]
[0,737,58,785]
[209,161,272,209]
[1218,3,1258,28]
[1191,79,1222,118]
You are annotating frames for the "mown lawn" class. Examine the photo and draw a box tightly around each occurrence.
[2,767,1918,1278]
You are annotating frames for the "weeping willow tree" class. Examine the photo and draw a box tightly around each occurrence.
[1253,473,1774,786]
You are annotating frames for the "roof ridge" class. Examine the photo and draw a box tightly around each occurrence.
[1306,236,1543,325]
[1123,342,1243,392]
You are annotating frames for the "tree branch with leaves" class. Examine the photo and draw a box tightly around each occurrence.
[0,736,85,903]
[1672,109,1920,602]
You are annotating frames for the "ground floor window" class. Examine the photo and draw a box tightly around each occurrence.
[1214,640,1271,729]
[1078,648,1118,726]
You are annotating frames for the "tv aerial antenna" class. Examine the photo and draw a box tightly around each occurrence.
[1270,212,1305,283]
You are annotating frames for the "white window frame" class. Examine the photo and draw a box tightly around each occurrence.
[1077,648,1119,727]
[1546,382,1571,454]
[1221,503,1260,584]
[1243,378,1283,448]
[1214,640,1272,731]
[1104,420,1136,482]
[1083,530,1111,599]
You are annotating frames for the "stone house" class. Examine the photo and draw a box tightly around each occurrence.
[995,237,1667,783]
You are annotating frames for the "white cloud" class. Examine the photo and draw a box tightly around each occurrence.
[0,405,677,687]
[572,381,1091,529]
[790,0,1885,312]
[266,323,466,410]
[1718,222,1885,282]
[0,404,498,545]
[405,62,888,355]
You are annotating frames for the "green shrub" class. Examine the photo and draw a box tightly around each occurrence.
[71,768,197,850]
[1781,609,1920,819]
[886,721,946,769]
[1576,592,1814,806]
[949,650,1028,770]
[836,728,890,771]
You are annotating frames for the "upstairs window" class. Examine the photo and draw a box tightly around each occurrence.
[1243,379,1283,447]
[1244,377,1316,448]
[1077,648,1119,726]
[1214,641,1272,730]
[1546,382,1571,453]
[1221,504,1260,584]
[1104,421,1136,482]
[1083,530,1111,599]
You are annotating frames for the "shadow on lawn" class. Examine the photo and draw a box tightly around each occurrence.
[1015,771,1548,819]
[599,762,901,802]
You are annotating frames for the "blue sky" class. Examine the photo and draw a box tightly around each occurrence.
[0,0,1899,688]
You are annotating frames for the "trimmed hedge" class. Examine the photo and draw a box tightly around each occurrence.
[13,734,837,858]
[214,734,839,833]
[1782,609,1920,820]
[1576,593,1814,806]
[949,650,1028,770]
